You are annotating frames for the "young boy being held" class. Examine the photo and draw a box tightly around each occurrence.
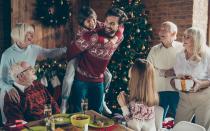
[61,6,124,114]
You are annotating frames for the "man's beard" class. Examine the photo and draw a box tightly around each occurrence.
[104,28,117,37]
[86,25,96,30]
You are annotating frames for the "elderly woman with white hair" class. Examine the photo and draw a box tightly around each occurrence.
[170,27,210,130]
[0,23,66,124]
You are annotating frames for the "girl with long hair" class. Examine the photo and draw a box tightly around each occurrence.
[117,59,159,131]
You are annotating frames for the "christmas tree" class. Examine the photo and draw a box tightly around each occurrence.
[106,0,153,114]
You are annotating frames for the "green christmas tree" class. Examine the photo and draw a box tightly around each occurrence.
[106,0,153,114]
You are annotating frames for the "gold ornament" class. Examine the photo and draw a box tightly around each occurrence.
[145,20,148,24]
[142,45,145,50]
[123,77,128,82]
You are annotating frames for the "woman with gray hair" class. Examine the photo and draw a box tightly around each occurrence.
[0,23,66,124]
[171,27,210,130]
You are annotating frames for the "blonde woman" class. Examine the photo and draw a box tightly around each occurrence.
[117,59,159,131]
[171,27,210,130]
[0,23,66,124]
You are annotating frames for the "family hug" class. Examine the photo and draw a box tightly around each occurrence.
[0,6,210,131]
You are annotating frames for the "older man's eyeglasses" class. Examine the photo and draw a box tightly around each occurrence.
[17,66,34,78]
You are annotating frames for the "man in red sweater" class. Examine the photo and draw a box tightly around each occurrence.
[3,61,60,124]
[67,8,127,113]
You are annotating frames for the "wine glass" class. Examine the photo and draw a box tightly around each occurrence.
[44,104,52,118]
[44,104,52,128]
[81,98,88,114]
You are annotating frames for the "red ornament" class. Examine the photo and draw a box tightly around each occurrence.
[128,0,132,4]
[48,7,55,15]
[162,119,175,129]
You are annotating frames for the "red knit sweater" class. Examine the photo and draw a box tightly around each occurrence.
[67,24,124,82]
[4,81,60,124]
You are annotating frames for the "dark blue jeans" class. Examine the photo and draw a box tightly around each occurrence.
[71,80,104,114]
[159,91,179,120]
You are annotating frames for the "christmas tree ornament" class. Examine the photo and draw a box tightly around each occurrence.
[123,77,128,82]
[48,7,55,15]
[145,19,148,24]
[129,12,134,18]
[142,45,145,50]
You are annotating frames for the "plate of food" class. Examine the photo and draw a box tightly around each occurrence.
[71,114,90,128]
[22,126,46,131]
[53,114,71,125]
[89,117,114,128]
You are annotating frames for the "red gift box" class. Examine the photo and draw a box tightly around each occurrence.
[162,119,175,129]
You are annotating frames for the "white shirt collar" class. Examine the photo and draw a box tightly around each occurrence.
[14,82,26,93]
[171,41,176,47]
[161,41,176,48]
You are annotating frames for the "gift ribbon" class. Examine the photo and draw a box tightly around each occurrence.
[181,80,186,91]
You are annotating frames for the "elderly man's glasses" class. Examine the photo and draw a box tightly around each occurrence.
[17,66,34,78]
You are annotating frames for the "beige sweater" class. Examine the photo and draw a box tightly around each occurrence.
[147,41,183,92]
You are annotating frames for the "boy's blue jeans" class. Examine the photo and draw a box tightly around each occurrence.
[71,80,104,114]
[159,91,180,120]
[62,58,112,99]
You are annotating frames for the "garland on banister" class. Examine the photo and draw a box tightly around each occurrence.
[35,59,67,82]
[35,0,72,27]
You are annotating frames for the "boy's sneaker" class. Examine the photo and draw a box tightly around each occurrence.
[103,101,112,114]
[60,99,67,113]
